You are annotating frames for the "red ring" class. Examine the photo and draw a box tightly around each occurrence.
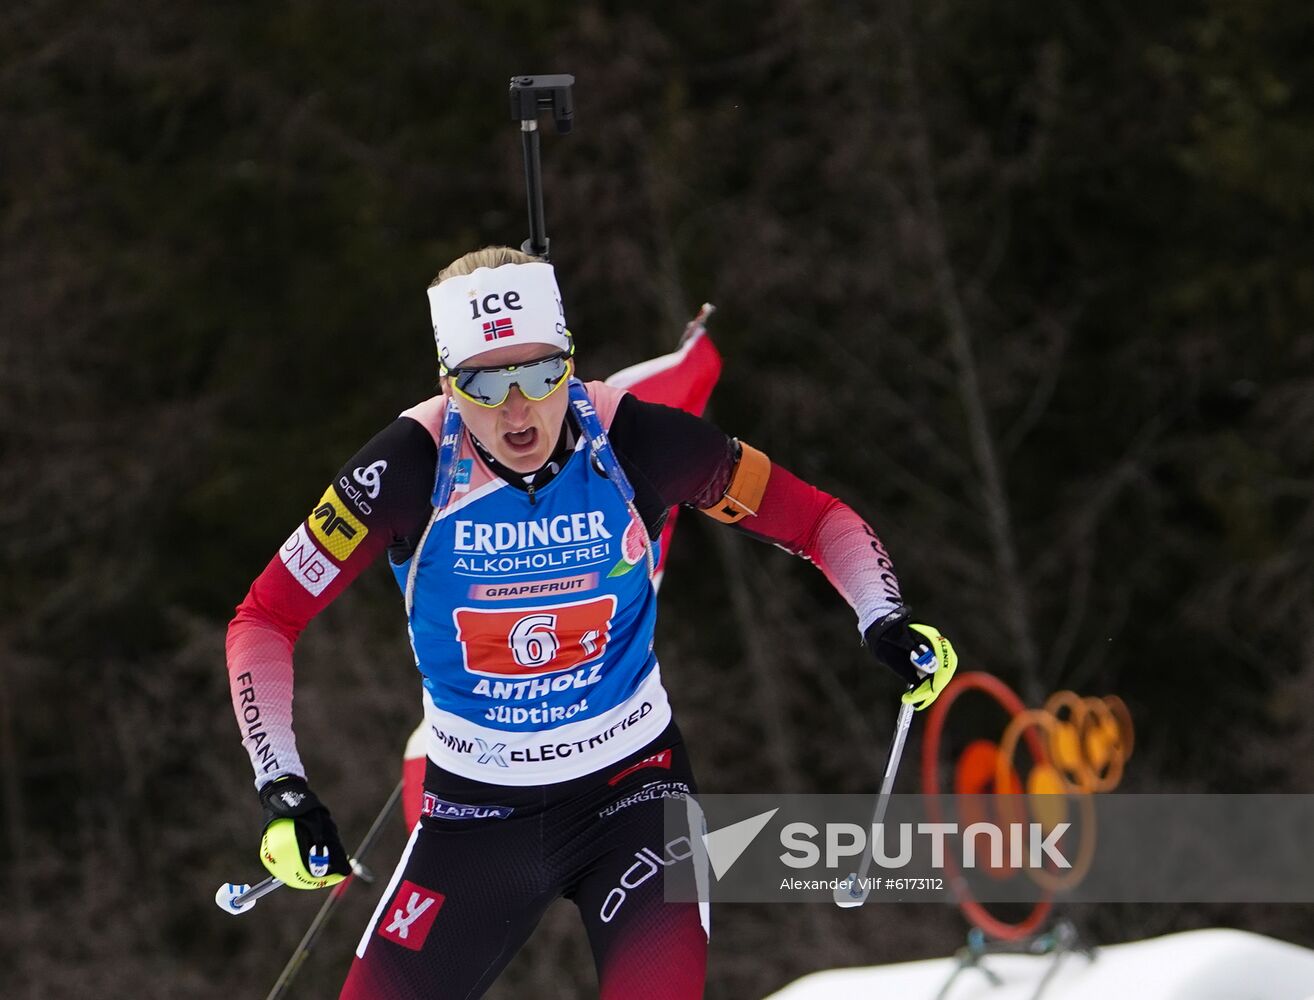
[921,671,1053,941]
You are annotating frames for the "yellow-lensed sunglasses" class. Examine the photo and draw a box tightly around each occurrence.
[441,342,574,409]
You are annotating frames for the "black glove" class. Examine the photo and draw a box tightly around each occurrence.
[864,608,958,709]
[257,776,351,889]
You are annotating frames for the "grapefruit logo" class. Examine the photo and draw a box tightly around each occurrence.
[607,513,649,578]
[922,672,1134,940]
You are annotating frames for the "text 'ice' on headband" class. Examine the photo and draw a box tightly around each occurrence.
[427,262,570,370]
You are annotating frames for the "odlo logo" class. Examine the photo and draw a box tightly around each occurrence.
[378,880,445,951]
[352,460,387,499]
[599,836,693,924]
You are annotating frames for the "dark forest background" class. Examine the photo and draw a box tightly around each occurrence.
[3,1,1313,997]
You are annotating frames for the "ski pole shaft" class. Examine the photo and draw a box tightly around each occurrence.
[265,779,404,999]
[835,656,935,909]
[852,700,916,883]
[216,875,283,914]
[265,879,351,1000]
[215,855,371,917]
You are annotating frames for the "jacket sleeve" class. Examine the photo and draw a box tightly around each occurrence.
[732,463,904,632]
[226,416,436,789]
[608,394,904,633]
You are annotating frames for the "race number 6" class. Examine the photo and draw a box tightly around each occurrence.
[509,614,560,668]
[454,596,617,677]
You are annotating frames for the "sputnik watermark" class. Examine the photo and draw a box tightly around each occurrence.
[779,821,1072,871]
[666,794,1314,904]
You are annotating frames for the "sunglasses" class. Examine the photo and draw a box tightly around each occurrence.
[442,349,573,408]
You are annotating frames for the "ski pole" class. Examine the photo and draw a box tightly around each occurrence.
[216,874,283,914]
[215,775,400,919]
[834,651,936,908]
[215,857,375,917]
[264,779,404,1000]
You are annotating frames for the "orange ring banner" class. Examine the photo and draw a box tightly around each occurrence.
[921,671,1134,940]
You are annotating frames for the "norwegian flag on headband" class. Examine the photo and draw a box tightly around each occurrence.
[482,316,515,342]
[429,262,568,366]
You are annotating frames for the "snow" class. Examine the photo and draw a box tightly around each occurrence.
[764,928,1314,1000]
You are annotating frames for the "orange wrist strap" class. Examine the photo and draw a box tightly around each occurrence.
[700,441,771,524]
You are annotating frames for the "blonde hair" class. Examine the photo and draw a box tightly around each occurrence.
[430,246,542,287]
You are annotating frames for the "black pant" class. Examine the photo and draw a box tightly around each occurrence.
[340,721,707,999]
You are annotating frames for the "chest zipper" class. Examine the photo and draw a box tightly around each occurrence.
[527,482,537,506]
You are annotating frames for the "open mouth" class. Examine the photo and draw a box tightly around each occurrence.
[503,427,538,452]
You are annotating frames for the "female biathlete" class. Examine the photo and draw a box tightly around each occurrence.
[225,246,957,999]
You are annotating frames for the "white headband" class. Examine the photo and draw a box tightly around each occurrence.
[427,262,570,369]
